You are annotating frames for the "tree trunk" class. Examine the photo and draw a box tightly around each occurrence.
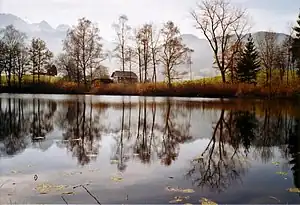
[138,48,142,82]
[8,54,12,88]
[152,55,157,83]
[83,65,87,86]
[167,66,172,88]
[221,70,226,83]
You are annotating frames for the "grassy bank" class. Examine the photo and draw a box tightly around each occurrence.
[1,80,300,99]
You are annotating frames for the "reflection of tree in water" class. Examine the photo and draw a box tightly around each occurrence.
[59,99,101,166]
[0,98,57,156]
[157,99,192,166]
[29,99,56,143]
[109,97,193,171]
[288,116,300,190]
[186,110,253,192]
[133,98,157,164]
[110,99,130,172]
[0,98,28,156]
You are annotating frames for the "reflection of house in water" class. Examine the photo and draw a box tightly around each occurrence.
[111,71,138,83]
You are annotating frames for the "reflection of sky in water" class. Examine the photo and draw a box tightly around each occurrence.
[0,95,300,204]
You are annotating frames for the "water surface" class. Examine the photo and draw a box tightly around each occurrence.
[0,94,300,204]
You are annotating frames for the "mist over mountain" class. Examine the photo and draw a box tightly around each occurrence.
[0,13,291,79]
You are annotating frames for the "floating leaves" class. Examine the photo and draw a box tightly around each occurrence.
[169,196,190,203]
[63,171,83,176]
[272,162,280,166]
[287,188,300,193]
[275,171,288,176]
[88,168,101,173]
[165,186,195,193]
[110,160,119,164]
[200,198,218,205]
[111,176,123,182]
[35,183,68,194]
[193,155,204,161]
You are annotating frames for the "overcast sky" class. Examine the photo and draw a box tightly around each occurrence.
[0,0,299,40]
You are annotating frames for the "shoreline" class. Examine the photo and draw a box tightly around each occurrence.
[0,83,299,100]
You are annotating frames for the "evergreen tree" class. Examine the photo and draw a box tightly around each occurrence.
[292,12,300,76]
[236,34,260,83]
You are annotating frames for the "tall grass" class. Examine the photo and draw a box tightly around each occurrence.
[0,74,299,99]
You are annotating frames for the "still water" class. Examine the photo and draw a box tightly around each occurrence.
[0,94,300,204]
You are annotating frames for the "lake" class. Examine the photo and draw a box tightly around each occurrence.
[0,94,300,204]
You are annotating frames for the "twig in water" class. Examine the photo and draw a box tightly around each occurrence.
[74,185,101,205]
[269,196,280,203]
[0,180,10,188]
[61,196,68,205]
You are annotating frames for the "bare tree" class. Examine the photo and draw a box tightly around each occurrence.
[55,53,78,82]
[256,31,278,86]
[15,45,30,87]
[160,21,188,87]
[64,18,104,86]
[136,24,152,82]
[186,48,194,80]
[134,28,143,82]
[285,22,296,83]
[149,24,161,83]
[112,15,131,72]
[0,39,7,86]
[191,0,249,83]
[1,25,27,87]
[29,38,53,83]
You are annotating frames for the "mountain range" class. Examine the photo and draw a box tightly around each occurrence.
[0,13,290,79]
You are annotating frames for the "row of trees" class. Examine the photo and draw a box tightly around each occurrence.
[1,0,299,87]
[0,25,56,87]
[192,0,300,85]
[58,16,189,87]
[58,0,300,86]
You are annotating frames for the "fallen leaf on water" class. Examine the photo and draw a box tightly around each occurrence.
[276,171,288,176]
[193,155,204,161]
[165,186,195,193]
[200,198,217,205]
[110,160,119,164]
[182,189,195,193]
[88,169,100,172]
[272,162,280,166]
[287,188,300,193]
[35,183,68,194]
[63,171,83,176]
[111,176,123,182]
[62,191,75,195]
[169,196,189,203]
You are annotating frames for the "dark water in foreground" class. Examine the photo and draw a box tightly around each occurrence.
[0,94,300,204]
